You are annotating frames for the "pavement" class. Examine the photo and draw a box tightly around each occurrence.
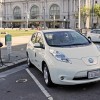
[0,35,31,72]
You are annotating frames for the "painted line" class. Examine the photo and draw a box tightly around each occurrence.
[26,68,53,100]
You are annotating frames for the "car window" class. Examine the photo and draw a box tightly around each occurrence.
[91,30,96,33]
[91,30,100,34]
[44,31,91,47]
[96,30,100,34]
[36,32,45,48]
[31,33,37,44]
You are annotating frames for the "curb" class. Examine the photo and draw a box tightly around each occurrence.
[0,58,27,72]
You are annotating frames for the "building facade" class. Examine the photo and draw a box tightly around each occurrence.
[0,0,100,29]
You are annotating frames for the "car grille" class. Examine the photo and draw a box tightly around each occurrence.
[73,76,88,80]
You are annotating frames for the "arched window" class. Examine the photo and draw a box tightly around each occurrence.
[49,4,60,19]
[30,5,39,19]
[13,6,21,19]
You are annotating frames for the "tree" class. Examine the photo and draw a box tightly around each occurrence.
[80,6,90,28]
[74,6,90,28]
[94,4,100,27]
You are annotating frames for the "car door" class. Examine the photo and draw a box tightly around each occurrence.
[28,33,38,66]
[95,30,100,41]
[34,32,45,71]
[90,30,97,41]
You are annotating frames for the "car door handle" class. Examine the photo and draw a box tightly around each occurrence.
[35,53,36,57]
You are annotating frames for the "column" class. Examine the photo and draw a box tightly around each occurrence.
[86,0,90,29]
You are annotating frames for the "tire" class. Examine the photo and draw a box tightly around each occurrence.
[43,64,53,87]
[27,54,33,68]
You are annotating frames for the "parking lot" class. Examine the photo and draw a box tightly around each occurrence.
[0,64,100,100]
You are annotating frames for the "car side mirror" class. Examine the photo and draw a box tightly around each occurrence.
[34,43,41,48]
[34,43,45,49]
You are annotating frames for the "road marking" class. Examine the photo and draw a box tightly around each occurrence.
[26,68,53,100]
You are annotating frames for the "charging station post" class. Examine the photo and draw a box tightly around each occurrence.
[5,34,12,60]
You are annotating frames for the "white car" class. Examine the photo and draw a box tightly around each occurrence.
[26,29,100,87]
[87,29,100,42]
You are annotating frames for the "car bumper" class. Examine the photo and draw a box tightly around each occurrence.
[56,77,100,85]
[47,58,100,85]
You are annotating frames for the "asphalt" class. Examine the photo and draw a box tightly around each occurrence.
[0,36,31,72]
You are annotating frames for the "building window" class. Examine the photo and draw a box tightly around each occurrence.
[30,5,39,19]
[13,6,21,19]
[49,4,60,19]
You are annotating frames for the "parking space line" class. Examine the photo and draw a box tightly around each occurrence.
[26,68,53,100]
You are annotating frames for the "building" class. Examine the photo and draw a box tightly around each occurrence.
[0,0,100,29]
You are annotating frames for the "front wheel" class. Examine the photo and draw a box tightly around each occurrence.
[43,64,53,87]
[27,54,33,68]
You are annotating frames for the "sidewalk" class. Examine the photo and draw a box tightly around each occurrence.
[0,36,31,72]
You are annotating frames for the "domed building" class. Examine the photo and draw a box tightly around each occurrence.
[0,0,99,29]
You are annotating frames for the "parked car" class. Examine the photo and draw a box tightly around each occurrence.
[87,29,100,42]
[26,29,100,87]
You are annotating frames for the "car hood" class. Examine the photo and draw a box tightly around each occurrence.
[50,44,99,58]
[49,44,100,65]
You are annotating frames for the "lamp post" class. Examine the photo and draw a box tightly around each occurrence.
[92,0,94,29]
[53,15,55,28]
[0,1,2,28]
[43,6,46,29]
[42,0,46,30]
[26,0,29,29]
[78,0,81,30]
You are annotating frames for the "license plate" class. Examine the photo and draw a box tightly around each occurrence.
[88,70,100,79]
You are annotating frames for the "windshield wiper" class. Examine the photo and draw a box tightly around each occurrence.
[70,43,88,46]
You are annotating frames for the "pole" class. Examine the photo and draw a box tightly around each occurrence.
[27,13,29,28]
[0,1,2,28]
[42,0,46,30]
[78,0,81,30]
[86,0,90,29]
[43,6,46,29]
[92,0,94,29]
[26,0,28,29]
[53,15,55,28]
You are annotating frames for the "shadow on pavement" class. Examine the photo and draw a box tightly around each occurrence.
[0,43,27,64]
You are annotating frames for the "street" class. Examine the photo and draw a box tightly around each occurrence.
[0,63,100,100]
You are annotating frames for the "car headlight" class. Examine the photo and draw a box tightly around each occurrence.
[50,49,72,64]
[96,45,100,51]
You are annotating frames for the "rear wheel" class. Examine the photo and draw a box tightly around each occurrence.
[43,64,53,87]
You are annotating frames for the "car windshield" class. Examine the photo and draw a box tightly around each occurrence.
[44,31,91,47]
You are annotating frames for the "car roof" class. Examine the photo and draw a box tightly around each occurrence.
[38,29,75,33]
[92,29,100,31]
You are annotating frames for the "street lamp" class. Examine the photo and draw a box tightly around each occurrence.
[26,0,29,29]
[78,0,81,30]
[92,0,94,29]
[0,2,2,28]
[42,0,46,30]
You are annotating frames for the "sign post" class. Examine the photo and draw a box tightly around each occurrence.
[5,34,12,60]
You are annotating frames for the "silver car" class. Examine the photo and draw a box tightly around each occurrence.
[87,29,100,42]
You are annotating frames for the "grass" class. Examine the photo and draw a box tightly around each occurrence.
[0,28,37,38]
